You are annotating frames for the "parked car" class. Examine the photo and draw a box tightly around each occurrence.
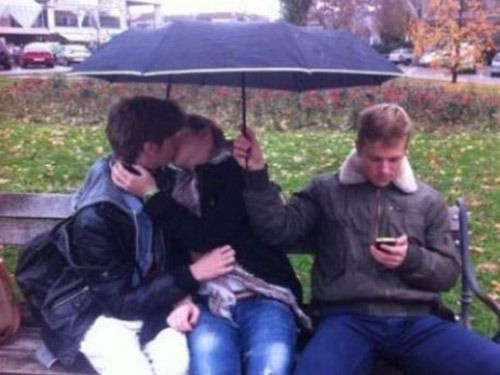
[20,42,55,68]
[388,47,414,65]
[418,50,448,67]
[8,44,22,66]
[418,46,476,73]
[490,52,500,77]
[56,44,91,66]
[0,40,12,70]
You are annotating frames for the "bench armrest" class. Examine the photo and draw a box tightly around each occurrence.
[456,197,500,336]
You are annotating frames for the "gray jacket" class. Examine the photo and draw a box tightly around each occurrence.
[243,150,460,315]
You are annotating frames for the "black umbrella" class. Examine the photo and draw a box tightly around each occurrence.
[72,21,401,130]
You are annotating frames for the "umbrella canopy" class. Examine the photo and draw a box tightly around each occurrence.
[72,21,402,127]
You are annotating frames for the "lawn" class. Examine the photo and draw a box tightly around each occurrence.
[1,120,499,337]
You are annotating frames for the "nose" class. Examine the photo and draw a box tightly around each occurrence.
[380,160,391,175]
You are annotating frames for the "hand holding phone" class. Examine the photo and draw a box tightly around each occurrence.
[374,237,397,254]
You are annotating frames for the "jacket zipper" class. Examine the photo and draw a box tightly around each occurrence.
[374,189,382,240]
[52,285,89,309]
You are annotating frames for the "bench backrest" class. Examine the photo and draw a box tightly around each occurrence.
[0,193,73,245]
[1,192,498,337]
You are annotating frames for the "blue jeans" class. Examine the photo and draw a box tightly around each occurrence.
[188,297,297,375]
[295,312,500,375]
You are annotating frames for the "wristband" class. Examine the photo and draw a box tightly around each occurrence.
[142,187,159,202]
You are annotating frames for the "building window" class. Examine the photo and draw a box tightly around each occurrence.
[55,10,78,27]
[0,14,21,27]
[99,11,120,29]
[82,12,98,28]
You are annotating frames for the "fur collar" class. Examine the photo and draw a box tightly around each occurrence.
[338,149,418,193]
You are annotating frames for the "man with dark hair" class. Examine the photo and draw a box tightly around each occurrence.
[39,97,235,374]
[233,103,500,374]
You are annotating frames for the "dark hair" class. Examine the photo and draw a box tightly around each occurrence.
[106,96,185,163]
[186,113,225,147]
[356,103,412,147]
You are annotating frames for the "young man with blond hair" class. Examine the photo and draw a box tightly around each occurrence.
[233,103,500,374]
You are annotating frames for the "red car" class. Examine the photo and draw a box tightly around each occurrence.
[20,43,55,68]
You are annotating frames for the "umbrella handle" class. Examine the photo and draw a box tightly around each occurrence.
[241,74,249,169]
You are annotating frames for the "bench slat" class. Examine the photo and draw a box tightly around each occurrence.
[0,193,72,219]
[0,327,94,375]
[0,218,63,246]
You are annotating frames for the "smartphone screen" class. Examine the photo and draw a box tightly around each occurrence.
[375,237,396,253]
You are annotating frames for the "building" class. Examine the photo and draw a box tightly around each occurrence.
[130,11,270,30]
[0,0,162,45]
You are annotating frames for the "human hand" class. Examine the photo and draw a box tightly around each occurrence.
[111,161,157,197]
[166,298,200,332]
[189,245,235,281]
[369,235,408,268]
[232,127,266,171]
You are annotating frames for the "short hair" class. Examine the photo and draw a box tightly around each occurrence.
[356,103,412,146]
[106,96,185,163]
[186,113,225,147]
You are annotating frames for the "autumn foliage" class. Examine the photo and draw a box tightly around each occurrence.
[410,0,499,83]
[0,76,498,131]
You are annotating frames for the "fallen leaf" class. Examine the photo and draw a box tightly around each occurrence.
[476,262,500,274]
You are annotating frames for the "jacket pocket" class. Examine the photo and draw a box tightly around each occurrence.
[44,283,93,329]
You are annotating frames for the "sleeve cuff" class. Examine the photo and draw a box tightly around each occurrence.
[396,244,423,274]
[243,166,270,190]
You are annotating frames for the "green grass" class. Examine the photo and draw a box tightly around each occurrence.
[1,122,499,337]
[0,76,16,89]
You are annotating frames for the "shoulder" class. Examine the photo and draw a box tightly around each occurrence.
[306,171,340,193]
[415,180,446,201]
[74,202,131,231]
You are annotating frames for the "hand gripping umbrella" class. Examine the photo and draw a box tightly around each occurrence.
[71,20,402,132]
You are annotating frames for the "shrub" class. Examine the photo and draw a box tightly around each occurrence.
[0,76,498,131]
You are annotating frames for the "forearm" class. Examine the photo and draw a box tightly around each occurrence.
[243,167,317,246]
[396,241,460,291]
[396,202,460,291]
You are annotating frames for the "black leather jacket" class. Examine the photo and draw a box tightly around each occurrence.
[41,157,199,366]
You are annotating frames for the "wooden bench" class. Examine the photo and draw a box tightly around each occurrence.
[0,193,94,374]
[1,193,499,374]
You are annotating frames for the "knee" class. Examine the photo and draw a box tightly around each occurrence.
[246,341,294,375]
[189,327,227,356]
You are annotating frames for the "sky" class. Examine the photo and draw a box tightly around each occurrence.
[159,0,282,20]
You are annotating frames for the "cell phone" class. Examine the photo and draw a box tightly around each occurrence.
[374,237,397,253]
[122,162,141,176]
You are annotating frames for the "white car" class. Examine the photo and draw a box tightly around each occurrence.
[490,53,500,77]
[56,44,91,66]
[419,47,476,73]
[388,47,414,65]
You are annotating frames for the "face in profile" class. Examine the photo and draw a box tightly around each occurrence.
[357,137,407,188]
[147,136,178,169]
[173,127,214,170]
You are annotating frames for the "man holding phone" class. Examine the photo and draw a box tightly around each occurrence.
[233,103,500,374]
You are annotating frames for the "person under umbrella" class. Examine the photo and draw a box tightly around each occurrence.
[112,114,310,374]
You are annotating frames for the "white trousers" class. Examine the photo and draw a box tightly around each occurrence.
[79,315,189,375]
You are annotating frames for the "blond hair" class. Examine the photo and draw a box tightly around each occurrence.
[356,103,412,146]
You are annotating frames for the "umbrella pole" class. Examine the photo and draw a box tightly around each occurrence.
[166,83,172,99]
[241,74,247,135]
[241,74,250,169]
